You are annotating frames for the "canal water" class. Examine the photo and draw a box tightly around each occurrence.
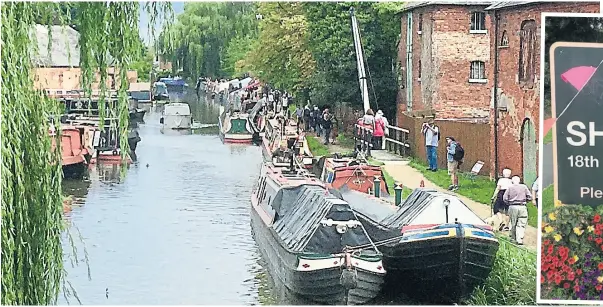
[60,94,411,305]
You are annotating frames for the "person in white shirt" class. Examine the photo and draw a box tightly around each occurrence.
[490,168,513,231]
[421,119,439,171]
[532,177,540,208]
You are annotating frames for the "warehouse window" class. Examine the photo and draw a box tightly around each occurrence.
[470,12,487,33]
[469,61,487,83]
[519,20,537,88]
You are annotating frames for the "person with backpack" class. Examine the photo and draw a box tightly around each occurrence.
[445,136,464,191]
[373,113,386,150]
[303,103,311,131]
[421,119,440,171]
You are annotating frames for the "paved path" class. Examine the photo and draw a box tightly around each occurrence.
[380,161,538,251]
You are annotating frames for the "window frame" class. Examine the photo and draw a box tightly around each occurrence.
[499,30,509,48]
[469,61,487,83]
[518,19,537,89]
[417,59,422,82]
[470,11,487,34]
[418,13,423,34]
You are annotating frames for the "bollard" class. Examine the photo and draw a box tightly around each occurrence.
[394,184,403,206]
[373,176,381,198]
[420,179,425,188]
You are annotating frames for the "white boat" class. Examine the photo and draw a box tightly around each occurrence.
[161,103,192,129]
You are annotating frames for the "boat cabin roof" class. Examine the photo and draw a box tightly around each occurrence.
[164,103,191,115]
[264,163,322,188]
[341,187,486,228]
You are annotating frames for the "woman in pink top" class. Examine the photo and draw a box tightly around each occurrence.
[372,116,385,150]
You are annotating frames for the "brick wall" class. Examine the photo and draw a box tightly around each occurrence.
[488,2,600,178]
[397,5,494,125]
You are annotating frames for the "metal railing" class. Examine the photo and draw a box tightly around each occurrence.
[352,123,411,157]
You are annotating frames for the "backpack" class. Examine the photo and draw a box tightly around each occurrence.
[434,125,440,141]
[453,142,465,162]
[303,108,310,117]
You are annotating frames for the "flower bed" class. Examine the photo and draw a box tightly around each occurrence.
[541,204,603,301]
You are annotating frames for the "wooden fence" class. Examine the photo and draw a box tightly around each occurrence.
[398,113,492,174]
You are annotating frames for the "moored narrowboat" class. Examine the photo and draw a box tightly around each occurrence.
[340,187,499,303]
[261,116,313,169]
[218,106,254,144]
[250,162,385,304]
[318,155,389,195]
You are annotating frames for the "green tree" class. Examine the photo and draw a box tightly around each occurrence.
[159,2,258,79]
[1,2,171,304]
[243,2,316,92]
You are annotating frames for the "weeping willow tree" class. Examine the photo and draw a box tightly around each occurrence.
[159,2,259,79]
[1,2,171,304]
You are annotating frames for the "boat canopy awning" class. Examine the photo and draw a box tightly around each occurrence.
[245,80,260,89]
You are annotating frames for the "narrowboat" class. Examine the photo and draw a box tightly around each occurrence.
[152,82,169,104]
[128,82,152,112]
[340,187,499,303]
[250,161,385,304]
[50,124,89,179]
[218,106,254,144]
[317,154,389,196]
[160,103,192,130]
[261,116,313,169]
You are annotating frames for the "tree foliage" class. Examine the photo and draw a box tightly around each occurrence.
[544,17,603,116]
[159,2,258,79]
[1,2,171,304]
[243,2,316,92]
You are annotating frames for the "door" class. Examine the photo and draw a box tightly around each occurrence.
[521,118,537,187]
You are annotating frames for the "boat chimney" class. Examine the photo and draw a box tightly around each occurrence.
[373,176,381,198]
[443,199,451,223]
[394,183,403,206]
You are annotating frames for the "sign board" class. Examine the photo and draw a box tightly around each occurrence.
[551,42,603,206]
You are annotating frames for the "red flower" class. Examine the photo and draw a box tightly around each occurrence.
[547,270,555,280]
[576,269,583,275]
[547,245,554,255]
[595,229,602,236]
[544,239,551,246]
[596,237,603,245]
[597,284,603,292]
[541,275,545,283]
[574,285,580,293]
[567,272,575,281]
[598,263,603,270]
[555,275,563,285]
[589,236,594,241]
[563,282,571,289]
[594,214,601,223]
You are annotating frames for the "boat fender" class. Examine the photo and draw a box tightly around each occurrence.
[340,268,358,290]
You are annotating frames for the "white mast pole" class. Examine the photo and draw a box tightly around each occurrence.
[350,7,370,113]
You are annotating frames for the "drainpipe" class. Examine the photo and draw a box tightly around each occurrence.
[493,10,500,179]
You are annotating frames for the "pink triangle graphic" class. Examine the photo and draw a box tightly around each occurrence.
[561,66,597,91]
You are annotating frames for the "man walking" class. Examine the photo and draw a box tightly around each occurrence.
[445,137,459,191]
[322,109,334,145]
[422,119,439,171]
[503,176,532,245]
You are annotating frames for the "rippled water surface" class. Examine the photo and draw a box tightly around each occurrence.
[60,96,412,305]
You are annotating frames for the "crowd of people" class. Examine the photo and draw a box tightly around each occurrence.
[420,118,540,245]
[295,103,337,145]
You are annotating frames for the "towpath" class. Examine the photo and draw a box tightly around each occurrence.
[316,137,538,251]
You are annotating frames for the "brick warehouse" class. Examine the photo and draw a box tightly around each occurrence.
[396,1,600,184]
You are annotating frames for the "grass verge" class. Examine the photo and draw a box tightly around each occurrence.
[381,168,413,199]
[335,133,355,149]
[307,136,330,157]
[408,158,538,227]
[465,239,537,305]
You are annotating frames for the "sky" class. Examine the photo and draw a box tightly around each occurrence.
[138,1,185,44]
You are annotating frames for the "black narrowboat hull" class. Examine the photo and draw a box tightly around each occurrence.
[356,213,498,303]
[250,207,385,305]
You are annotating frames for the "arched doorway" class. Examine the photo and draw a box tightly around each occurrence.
[521,118,537,187]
